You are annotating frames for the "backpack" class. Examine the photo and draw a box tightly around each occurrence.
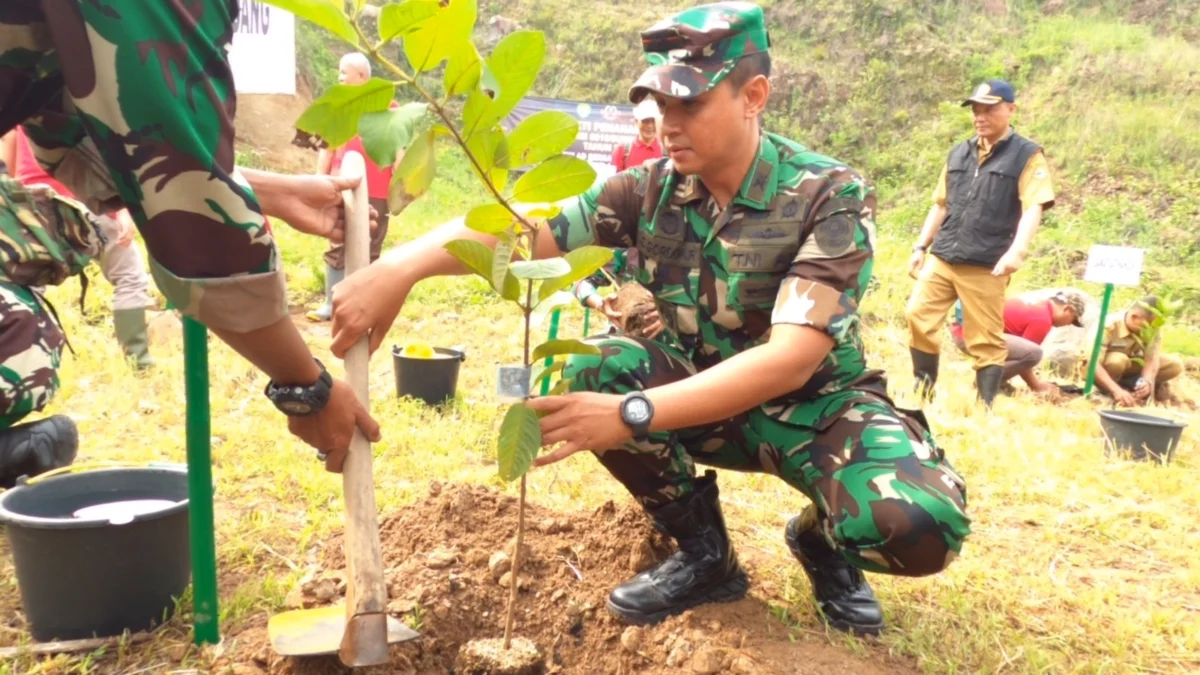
[0,177,105,296]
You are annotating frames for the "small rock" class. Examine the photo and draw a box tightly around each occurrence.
[311,579,337,603]
[428,481,443,496]
[566,600,585,619]
[629,539,657,573]
[388,598,416,615]
[448,574,465,592]
[499,571,513,588]
[691,646,726,673]
[506,537,533,562]
[550,589,567,603]
[283,586,305,610]
[731,655,757,674]
[537,518,560,534]
[467,549,489,567]
[666,641,693,668]
[426,549,458,569]
[620,626,643,653]
[488,551,512,580]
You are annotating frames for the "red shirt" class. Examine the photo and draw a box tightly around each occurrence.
[331,101,399,200]
[611,136,663,172]
[1003,298,1054,345]
[11,127,72,197]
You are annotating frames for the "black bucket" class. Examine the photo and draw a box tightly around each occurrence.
[392,345,466,406]
[0,465,192,641]
[1098,410,1187,463]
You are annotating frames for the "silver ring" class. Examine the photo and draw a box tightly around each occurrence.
[317,451,328,461]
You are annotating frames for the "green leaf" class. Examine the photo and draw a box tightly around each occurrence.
[465,127,509,189]
[404,0,477,73]
[499,270,521,302]
[492,235,515,294]
[500,111,579,168]
[378,0,439,42]
[358,102,427,168]
[497,403,541,482]
[444,42,483,97]
[537,246,615,302]
[479,31,546,129]
[548,377,573,396]
[295,78,394,149]
[530,360,566,388]
[465,204,516,234]
[510,258,571,280]
[531,339,601,362]
[443,239,494,286]
[461,89,492,140]
[532,290,575,327]
[262,0,358,45]
[388,128,436,215]
[512,155,597,204]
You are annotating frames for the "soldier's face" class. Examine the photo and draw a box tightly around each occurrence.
[653,77,767,176]
[1126,312,1149,333]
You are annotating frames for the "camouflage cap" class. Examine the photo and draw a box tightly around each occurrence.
[628,2,771,103]
[1053,291,1086,327]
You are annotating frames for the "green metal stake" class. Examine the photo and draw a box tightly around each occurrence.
[541,309,561,396]
[582,307,590,337]
[1083,283,1115,398]
[183,316,220,645]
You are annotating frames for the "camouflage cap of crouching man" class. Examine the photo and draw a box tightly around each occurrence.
[628,2,771,103]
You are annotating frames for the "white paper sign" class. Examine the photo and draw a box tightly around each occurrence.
[1083,245,1144,286]
[227,0,296,95]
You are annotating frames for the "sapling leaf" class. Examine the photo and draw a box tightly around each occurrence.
[497,403,541,482]
[531,339,601,362]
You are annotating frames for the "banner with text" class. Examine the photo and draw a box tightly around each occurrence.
[503,96,639,181]
[228,0,296,95]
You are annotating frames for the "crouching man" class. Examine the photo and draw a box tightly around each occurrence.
[331,2,971,635]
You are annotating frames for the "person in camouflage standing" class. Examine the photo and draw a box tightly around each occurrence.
[0,0,382,485]
[333,3,971,635]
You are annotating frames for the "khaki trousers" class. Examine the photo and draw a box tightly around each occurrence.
[1102,352,1183,388]
[907,254,1009,369]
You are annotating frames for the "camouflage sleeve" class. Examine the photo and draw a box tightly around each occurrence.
[771,175,877,342]
[12,0,285,333]
[547,168,646,253]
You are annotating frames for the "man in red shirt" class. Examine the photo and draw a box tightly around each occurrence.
[950,290,1086,394]
[308,53,400,322]
[610,99,664,172]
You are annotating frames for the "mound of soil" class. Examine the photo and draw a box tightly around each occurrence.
[612,283,657,337]
[216,483,916,675]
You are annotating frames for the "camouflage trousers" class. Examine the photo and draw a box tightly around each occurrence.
[0,281,63,430]
[564,336,972,576]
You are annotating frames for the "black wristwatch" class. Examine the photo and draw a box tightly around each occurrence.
[912,243,927,253]
[620,391,655,442]
[265,360,334,417]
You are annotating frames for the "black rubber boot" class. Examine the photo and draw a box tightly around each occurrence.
[786,507,884,635]
[976,365,1003,409]
[607,471,749,625]
[910,348,939,402]
[0,415,79,489]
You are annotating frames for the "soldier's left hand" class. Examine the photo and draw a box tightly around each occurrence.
[527,392,632,467]
[992,250,1024,276]
[274,174,379,242]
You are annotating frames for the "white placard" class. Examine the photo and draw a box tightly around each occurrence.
[227,0,296,95]
[1083,245,1144,286]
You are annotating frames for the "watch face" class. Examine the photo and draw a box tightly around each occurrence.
[625,398,651,424]
[279,400,313,415]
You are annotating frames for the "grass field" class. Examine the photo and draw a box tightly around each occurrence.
[1,147,1198,674]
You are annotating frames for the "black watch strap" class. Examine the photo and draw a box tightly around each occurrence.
[620,391,654,441]
[265,359,334,417]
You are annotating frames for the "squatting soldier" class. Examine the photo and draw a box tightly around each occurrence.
[333,3,971,635]
[0,0,381,483]
[1091,296,1184,407]
[905,79,1055,407]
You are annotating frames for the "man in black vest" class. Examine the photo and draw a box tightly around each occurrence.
[904,79,1055,408]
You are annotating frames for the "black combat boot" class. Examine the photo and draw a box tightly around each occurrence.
[975,365,1003,409]
[607,471,749,625]
[0,415,78,488]
[786,507,884,635]
[910,348,939,402]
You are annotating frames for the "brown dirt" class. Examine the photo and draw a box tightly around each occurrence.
[235,82,319,175]
[612,283,657,337]
[216,483,918,675]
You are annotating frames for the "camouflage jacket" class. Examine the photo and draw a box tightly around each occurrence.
[549,132,883,406]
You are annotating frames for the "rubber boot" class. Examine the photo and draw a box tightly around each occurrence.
[607,471,749,625]
[910,348,939,402]
[0,415,79,489]
[113,308,155,370]
[976,365,1003,409]
[306,264,344,322]
[786,506,884,635]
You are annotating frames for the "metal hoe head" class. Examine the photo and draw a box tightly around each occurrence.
[267,605,419,666]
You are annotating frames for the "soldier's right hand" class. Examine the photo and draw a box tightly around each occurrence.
[330,261,412,359]
[1113,388,1137,407]
[907,250,926,279]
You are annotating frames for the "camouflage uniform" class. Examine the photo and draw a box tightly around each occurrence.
[548,4,970,578]
[0,0,287,426]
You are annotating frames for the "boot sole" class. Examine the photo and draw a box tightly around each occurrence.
[605,571,750,626]
[824,614,884,637]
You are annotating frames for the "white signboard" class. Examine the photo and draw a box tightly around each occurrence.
[227,0,296,95]
[1083,245,1144,286]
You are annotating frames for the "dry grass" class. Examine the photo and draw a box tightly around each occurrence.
[1,214,1198,674]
